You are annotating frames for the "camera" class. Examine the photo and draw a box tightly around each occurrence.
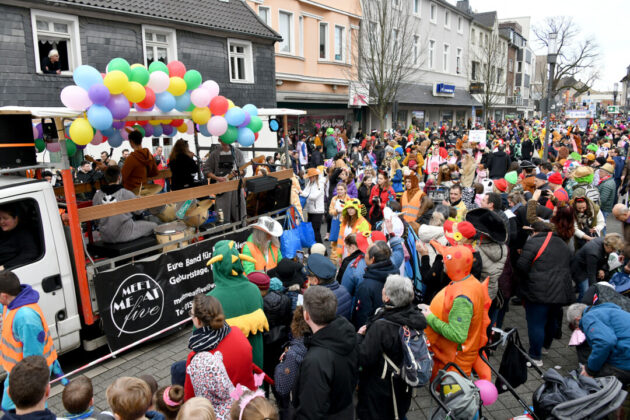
[372,196,380,204]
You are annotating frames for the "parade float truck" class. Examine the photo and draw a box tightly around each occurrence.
[0,105,298,360]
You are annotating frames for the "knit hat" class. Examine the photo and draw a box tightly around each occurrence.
[493,178,508,192]
[553,189,569,203]
[548,172,563,185]
[504,171,518,185]
[535,173,548,181]
[247,271,270,291]
[310,243,326,256]
[269,277,283,291]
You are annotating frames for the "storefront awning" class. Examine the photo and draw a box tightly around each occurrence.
[394,83,481,107]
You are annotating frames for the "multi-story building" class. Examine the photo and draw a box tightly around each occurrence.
[620,66,630,114]
[245,0,362,134]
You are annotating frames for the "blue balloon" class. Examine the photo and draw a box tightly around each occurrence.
[153,124,163,137]
[237,127,255,147]
[87,105,113,131]
[242,104,258,117]
[225,107,246,127]
[174,91,192,112]
[198,123,211,137]
[155,92,176,112]
[108,130,123,148]
[101,127,116,137]
[73,65,103,91]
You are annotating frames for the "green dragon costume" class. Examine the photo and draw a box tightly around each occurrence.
[206,239,268,369]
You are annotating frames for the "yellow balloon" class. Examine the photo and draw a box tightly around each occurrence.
[227,99,235,109]
[192,107,211,125]
[123,81,146,103]
[149,120,161,126]
[103,70,129,95]
[69,118,94,146]
[177,122,188,133]
[130,63,144,69]
[167,77,187,96]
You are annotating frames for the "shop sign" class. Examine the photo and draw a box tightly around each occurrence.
[433,83,455,97]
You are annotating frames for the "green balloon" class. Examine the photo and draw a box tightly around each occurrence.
[66,140,77,157]
[133,124,146,137]
[107,57,132,78]
[186,103,196,112]
[183,70,202,90]
[34,138,45,153]
[130,66,150,86]
[247,116,263,133]
[220,126,238,144]
[149,61,169,75]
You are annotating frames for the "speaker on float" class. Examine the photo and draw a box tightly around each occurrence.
[0,115,37,167]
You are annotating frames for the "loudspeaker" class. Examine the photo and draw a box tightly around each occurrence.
[0,115,37,167]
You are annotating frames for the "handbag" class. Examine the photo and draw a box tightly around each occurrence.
[495,331,528,393]
[280,215,301,259]
[292,207,316,248]
[329,217,341,243]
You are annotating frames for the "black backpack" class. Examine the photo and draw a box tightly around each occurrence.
[495,330,528,393]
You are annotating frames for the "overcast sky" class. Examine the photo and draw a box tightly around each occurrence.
[448,0,630,92]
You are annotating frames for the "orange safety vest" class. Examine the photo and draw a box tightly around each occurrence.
[400,190,424,223]
[1,303,57,372]
[245,241,279,272]
[425,275,491,379]
[336,216,370,257]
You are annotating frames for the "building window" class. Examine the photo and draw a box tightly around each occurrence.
[319,22,328,59]
[444,11,450,28]
[413,35,420,65]
[142,26,177,67]
[278,11,293,54]
[443,44,449,72]
[484,33,488,46]
[471,61,479,80]
[334,25,345,62]
[458,17,463,33]
[479,32,483,46]
[517,61,522,73]
[428,40,435,69]
[456,48,462,74]
[471,28,475,45]
[227,39,254,83]
[497,68,503,84]
[258,6,271,26]
[430,3,437,23]
[413,0,420,14]
[299,16,304,57]
[31,9,81,74]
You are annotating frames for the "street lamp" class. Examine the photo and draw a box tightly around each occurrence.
[542,32,558,162]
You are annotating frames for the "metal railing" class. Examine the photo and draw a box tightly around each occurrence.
[505,97,530,107]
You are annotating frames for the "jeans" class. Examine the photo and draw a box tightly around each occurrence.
[577,278,589,301]
[601,211,610,235]
[524,301,561,359]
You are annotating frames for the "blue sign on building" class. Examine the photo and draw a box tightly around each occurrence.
[436,83,455,94]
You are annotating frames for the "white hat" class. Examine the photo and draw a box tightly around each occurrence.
[251,216,283,237]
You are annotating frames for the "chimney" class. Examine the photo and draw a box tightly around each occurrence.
[456,0,471,14]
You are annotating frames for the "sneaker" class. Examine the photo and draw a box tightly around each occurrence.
[541,348,549,355]
[528,359,543,368]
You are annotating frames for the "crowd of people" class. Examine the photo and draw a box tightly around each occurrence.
[5,118,630,419]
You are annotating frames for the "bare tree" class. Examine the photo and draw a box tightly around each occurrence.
[534,17,600,99]
[355,0,419,132]
[470,31,507,121]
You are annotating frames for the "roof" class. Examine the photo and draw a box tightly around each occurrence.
[473,11,496,29]
[395,83,481,107]
[40,0,281,41]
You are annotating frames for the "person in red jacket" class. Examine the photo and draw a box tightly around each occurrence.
[368,172,396,226]
[183,294,254,402]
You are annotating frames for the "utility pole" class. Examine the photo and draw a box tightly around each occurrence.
[542,32,558,163]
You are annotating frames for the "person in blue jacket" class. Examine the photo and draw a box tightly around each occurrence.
[306,254,352,320]
[567,302,630,385]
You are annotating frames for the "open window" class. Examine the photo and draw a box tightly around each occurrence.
[31,9,81,75]
[0,198,45,271]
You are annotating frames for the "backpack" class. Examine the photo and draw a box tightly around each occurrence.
[430,371,481,420]
[381,320,433,388]
[573,184,600,205]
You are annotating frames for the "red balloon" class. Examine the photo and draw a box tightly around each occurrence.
[137,87,156,109]
[210,96,229,116]
[254,132,259,140]
[125,121,135,126]
[167,61,186,78]
[171,119,184,127]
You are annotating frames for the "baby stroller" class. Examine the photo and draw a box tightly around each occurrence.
[429,362,485,420]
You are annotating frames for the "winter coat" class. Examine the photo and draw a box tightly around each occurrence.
[0,226,39,270]
[417,225,448,265]
[294,317,358,420]
[301,177,326,214]
[275,337,307,397]
[1,410,57,420]
[521,139,534,160]
[320,280,352,321]
[571,237,607,286]
[262,291,293,377]
[368,185,395,223]
[513,202,553,251]
[121,148,158,192]
[186,351,234,420]
[598,177,616,212]
[487,151,510,179]
[337,249,363,284]
[324,136,337,159]
[308,149,324,169]
[477,240,508,300]
[580,303,630,375]
[516,232,575,305]
[358,183,372,212]
[169,153,199,191]
[357,305,427,420]
[346,180,358,199]
[391,169,404,193]
[353,259,400,328]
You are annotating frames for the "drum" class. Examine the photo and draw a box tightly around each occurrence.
[157,203,177,222]
[154,221,188,253]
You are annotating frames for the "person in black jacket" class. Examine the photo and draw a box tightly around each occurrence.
[337,234,362,283]
[294,286,358,420]
[306,254,352,320]
[571,233,624,301]
[356,275,426,420]
[0,203,39,271]
[486,144,511,179]
[308,145,324,169]
[516,222,575,365]
[168,139,200,190]
[357,175,373,213]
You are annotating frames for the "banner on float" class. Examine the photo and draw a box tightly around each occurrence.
[94,229,250,351]
[468,130,486,143]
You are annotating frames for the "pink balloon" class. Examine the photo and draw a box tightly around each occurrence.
[190,87,211,108]
[207,116,228,136]
[147,71,169,93]
[46,142,61,152]
[60,85,93,111]
[201,80,220,99]
[186,122,195,135]
[475,380,498,406]
[91,131,103,145]
[120,129,129,140]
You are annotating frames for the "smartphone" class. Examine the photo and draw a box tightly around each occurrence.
[296,251,304,264]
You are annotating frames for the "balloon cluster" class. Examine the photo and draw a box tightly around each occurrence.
[58,58,263,150]
[32,121,85,156]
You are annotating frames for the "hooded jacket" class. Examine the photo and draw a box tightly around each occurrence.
[487,150,510,179]
[353,259,400,328]
[357,305,427,420]
[262,290,292,377]
[477,240,508,300]
[294,317,358,420]
[580,303,630,375]
[320,280,352,321]
[121,148,159,192]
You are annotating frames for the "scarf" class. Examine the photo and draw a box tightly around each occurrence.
[188,323,231,353]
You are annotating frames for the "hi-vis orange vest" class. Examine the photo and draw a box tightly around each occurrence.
[244,241,279,272]
[335,216,370,257]
[400,190,424,223]
[425,275,491,379]
[1,303,57,372]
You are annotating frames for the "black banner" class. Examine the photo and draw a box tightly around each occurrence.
[94,229,250,351]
